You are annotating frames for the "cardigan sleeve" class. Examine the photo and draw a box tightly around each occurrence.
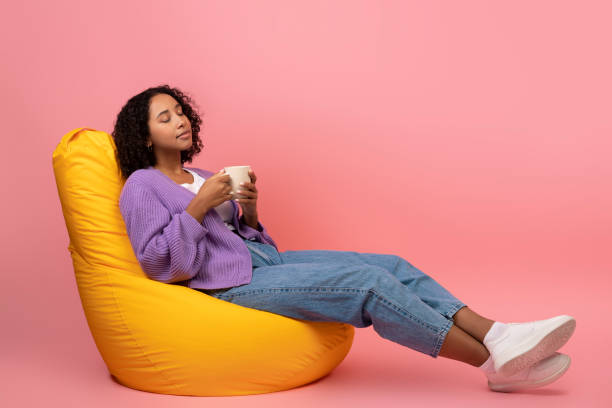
[119,182,209,284]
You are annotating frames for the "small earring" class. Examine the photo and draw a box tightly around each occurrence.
[147,144,153,152]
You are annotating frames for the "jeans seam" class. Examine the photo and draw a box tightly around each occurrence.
[431,318,454,358]
[218,286,441,333]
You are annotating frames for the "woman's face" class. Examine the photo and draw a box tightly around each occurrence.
[147,93,192,152]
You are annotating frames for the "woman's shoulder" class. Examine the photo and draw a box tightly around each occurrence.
[119,169,160,209]
[124,167,159,187]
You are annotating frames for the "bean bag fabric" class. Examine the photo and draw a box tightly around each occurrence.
[52,127,354,396]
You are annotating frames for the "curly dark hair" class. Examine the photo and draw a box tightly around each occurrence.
[112,84,204,179]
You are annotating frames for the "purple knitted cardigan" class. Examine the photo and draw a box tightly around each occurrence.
[119,166,277,289]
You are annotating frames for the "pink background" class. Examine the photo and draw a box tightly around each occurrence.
[2,1,610,406]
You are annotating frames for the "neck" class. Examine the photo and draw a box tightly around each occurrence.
[153,152,184,176]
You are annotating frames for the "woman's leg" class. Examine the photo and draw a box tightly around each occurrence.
[225,242,575,391]
[270,244,497,366]
[452,306,495,343]
[321,250,574,376]
[198,241,489,367]
[438,325,490,367]
[288,250,497,344]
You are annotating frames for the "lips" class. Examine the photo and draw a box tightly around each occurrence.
[177,130,191,138]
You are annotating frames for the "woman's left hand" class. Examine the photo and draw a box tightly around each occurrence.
[235,169,258,216]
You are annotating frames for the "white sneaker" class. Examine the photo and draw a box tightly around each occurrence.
[484,315,576,376]
[487,352,571,392]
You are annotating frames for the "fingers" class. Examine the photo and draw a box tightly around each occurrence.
[216,172,231,182]
[235,188,256,199]
[239,181,256,190]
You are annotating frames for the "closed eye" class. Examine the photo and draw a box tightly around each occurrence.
[161,111,183,123]
[156,103,184,120]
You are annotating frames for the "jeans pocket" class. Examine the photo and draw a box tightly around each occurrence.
[244,239,282,267]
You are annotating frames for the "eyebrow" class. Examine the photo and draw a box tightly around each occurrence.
[156,103,182,119]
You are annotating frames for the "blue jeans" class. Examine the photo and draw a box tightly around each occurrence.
[197,238,467,358]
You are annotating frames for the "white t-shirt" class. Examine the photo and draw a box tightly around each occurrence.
[180,168,236,231]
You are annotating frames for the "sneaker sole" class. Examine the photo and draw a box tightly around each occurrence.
[498,316,576,376]
[489,354,571,392]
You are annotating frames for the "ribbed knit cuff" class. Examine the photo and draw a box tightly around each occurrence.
[180,210,209,242]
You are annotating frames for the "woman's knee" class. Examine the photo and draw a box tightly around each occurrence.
[353,266,399,293]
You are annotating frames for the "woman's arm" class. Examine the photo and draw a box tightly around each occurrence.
[119,183,209,283]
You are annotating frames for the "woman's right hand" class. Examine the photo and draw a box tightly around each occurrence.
[196,169,233,210]
[186,169,233,223]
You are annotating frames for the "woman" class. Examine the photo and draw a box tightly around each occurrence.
[112,84,576,393]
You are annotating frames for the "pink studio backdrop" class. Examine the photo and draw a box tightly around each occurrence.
[1,1,611,407]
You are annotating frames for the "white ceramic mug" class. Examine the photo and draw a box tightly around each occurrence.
[223,165,252,199]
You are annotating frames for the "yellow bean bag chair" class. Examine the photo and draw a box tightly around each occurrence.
[52,127,354,396]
